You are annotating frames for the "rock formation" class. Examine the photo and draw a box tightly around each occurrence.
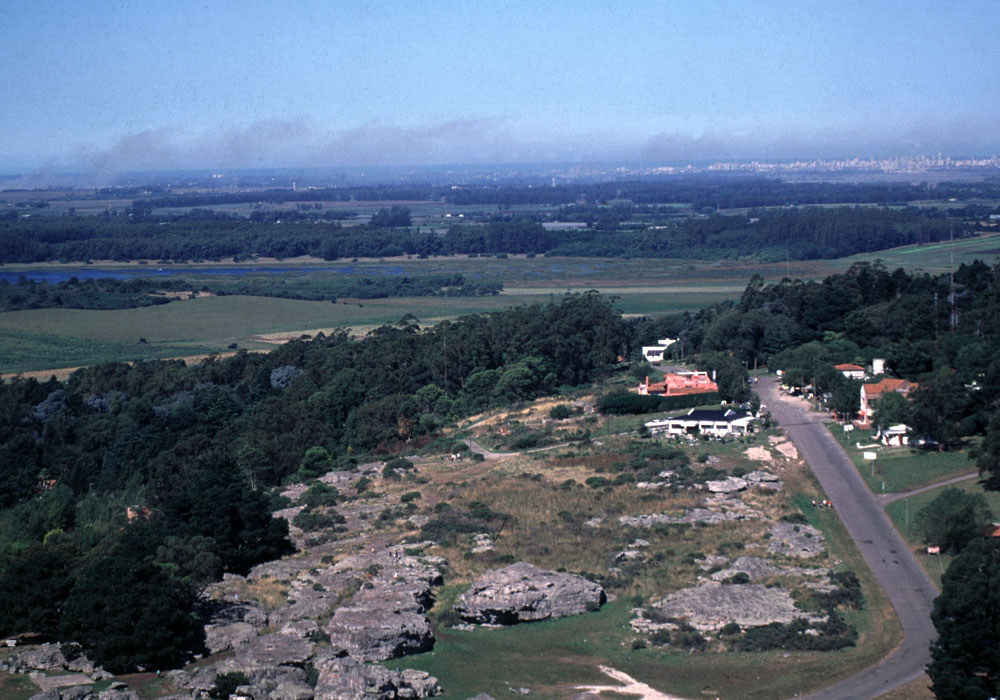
[454,562,605,624]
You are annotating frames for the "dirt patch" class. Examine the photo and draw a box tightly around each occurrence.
[744,446,772,462]
[250,329,347,344]
[576,666,691,700]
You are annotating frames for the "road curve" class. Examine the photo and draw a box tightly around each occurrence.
[757,377,939,700]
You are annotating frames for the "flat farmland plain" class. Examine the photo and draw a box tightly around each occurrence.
[3,233,999,375]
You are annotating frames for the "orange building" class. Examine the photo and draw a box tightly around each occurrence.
[638,371,718,396]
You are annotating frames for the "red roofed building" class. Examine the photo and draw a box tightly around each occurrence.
[638,371,718,396]
[835,363,866,380]
[859,378,919,425]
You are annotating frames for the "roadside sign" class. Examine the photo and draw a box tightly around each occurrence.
[863,451,877,460]
[843,424,854,432]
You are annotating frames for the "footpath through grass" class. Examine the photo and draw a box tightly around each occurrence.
[827,424,976,494]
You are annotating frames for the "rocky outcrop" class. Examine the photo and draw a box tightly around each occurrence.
[618,502,760,528]
[205,621,257,654]
[707,556,830,582]
[768,521,826,558]
[325,607,434,661]
[705,476,748,493]
[642,581,818,632]
[454,562,605,624]
[314,656,440,700]
[28,683,139,700]
[745,470,783,490]
[214,633,314,685]
[8,644,112,684]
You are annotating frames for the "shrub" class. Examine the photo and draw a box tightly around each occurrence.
[293,510,347,531]
[631,639,647,650]
[549,404,571,420]
[210,672,250,699]
[650,630,672,646]
[384,457,414,472]
[302,482,339,509]
[671,628,707,651]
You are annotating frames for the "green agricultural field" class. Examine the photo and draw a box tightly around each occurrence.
[827,424,976,493]
[833,231,1000,274]
[3,232,998,375]
[0,256,760,373]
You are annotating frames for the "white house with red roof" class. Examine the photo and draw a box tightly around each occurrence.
[835,363,866,380]
[859,377,919,426]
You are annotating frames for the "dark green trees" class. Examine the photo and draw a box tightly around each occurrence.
[928,537,1000,699]
[915,487,993,554]
[61,542,203,673]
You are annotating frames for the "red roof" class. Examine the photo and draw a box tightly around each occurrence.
[862,378,918,396]
[835,364,865,371]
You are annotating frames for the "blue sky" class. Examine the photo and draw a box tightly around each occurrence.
[2,0,999,173]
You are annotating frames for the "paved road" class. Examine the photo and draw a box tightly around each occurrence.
[757,377,939,700]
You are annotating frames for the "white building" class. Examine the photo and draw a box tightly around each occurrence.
[641,338,677,363]
[645,408,754,438]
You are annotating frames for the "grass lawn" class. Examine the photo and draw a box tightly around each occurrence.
[884,477,1000,589]
[390,596,899,700]
[827,424,976,494]
[0,672,40,700]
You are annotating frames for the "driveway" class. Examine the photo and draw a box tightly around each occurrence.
[757,377,939,699]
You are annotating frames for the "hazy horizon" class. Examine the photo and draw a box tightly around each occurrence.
[4,1,999,178]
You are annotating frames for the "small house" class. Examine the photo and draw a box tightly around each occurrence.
[835,363,866,381]
[878,424,910,447]
[859,378,919,425]
[645,408,754,438]
[641,338,677,363]
[638,371,718,396]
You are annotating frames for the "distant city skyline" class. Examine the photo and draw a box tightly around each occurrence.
[3,0,1000,177]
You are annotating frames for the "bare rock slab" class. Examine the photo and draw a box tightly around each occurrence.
[314,656,440,700]
[325,607,434,661]
[650,581,814,632]
[454,561,605,624]
[768,521,825,558]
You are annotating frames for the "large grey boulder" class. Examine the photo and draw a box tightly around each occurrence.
[314,657,440,700]
[96,684,140,700]
[214,633,313,684]
[646,581,818,632]
[453,562,605,625]
[325,607,434,661]
[205,621,257,654]
[705,476,748,493]
[29,687,93,700]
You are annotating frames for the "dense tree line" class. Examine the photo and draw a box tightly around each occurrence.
[101,177,1000,211]
[0,293,626,670]
[1,202,973,264]
[0,273,501,311]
